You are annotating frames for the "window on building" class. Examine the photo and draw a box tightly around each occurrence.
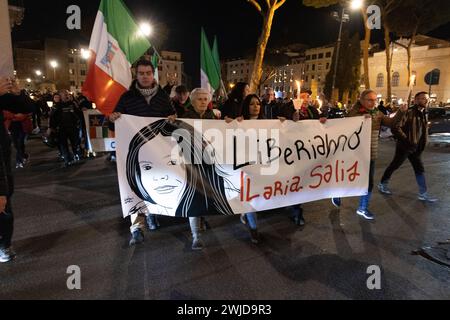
[312,75,315,80]
[70,81,75,86]
[326,52,332,58]
[306,64,309,72]
[326,63,330,70]
[69,57,74,63]
[318,53,324,59]
[318,63,322,71]
[392,72,400,87]
[80,70,86,76]
[376,73,384,87]
[312,64,316,71]
[312,54,317,60]
[305,75,309,82]
[306,55,311,61]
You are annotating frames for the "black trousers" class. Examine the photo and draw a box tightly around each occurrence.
[58,127,81,162]
[381,144,425,184]
[0,199,13,249]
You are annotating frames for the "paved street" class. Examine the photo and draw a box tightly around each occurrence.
[0,136,449,300]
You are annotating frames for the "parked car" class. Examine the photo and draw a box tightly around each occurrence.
[428,107,450,135]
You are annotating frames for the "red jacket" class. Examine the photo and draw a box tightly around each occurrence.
[3,111,33,134]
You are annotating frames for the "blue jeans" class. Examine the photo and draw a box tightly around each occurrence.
[244,213,258,230]
[359,160,375,211]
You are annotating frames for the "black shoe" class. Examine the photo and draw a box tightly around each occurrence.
[250,229,260,244]
[293,212,306,227]
[192,238,204,251]
[200,217,210,232]
[129,230,144,246]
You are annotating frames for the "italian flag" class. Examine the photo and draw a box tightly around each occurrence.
[201,28,220,96]
[83,0,151,115]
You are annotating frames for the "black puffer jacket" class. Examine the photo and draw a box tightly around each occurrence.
[114,80,175,118]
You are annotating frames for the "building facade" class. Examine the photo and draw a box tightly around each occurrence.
[303,46,334,95]
[158,50,183,88]
[365,36,450,104]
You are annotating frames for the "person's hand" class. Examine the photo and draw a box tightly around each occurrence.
[168,114,177,123]
[365,114,372,119]
[278,117,287,123]
[0,196,7,214]
[0,78,13,96]
[399,104,409,112]
[225,117,234,124]
[319,117,327,124]
[109,112,122,122]
[236,116,244,123]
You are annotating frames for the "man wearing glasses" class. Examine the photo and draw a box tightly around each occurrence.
[378,92,438,203]
[331,90,407,220]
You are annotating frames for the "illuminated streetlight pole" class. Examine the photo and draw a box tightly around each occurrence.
[50,60,58,82]
[331,0,363,99]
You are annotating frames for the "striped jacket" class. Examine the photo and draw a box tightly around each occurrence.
[347,102,404,160]
[392,105,428,154]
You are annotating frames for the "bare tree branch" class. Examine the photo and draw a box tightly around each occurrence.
[265,0,271,10]
[247,0,264,15]
[274,0,287,11]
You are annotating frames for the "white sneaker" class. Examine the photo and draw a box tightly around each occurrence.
[418,193,438,203]
[0,248,13,263]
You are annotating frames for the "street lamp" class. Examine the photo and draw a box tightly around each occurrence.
[139,22,153,37]
[331,0,363,99]
[35,70,42,77]
[81,48,91,60]
[50,60,58,81]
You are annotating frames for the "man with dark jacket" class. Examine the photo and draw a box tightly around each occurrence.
[109,59,176,246]
[0,77,35,263]
[171,85,191,118]
[378,92,438,202]
[50,90,84,167]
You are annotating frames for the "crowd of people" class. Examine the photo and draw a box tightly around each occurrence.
[0,58,440,262]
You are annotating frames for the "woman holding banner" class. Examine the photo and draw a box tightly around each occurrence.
[126,90,239,250]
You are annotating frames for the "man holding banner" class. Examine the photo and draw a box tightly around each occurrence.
[109,59,176,246]
[332,90,407,221]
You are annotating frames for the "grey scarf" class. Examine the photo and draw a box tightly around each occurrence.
[136,83,158,104]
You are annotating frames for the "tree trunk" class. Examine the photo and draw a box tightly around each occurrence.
[361,8,371,90]
[250,8,275,94]
[384,25,392,103]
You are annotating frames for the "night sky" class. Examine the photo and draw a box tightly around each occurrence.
[12,0,450,86]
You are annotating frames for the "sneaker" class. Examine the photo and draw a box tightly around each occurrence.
[0,248,12,263]
[249,229,260,244]
[293,212,306,227]
[357,209,375,221]
[5,247,17,259]
[378,183,393,195]
[199,217,210,232]
[331,198,342,208]
[146,215,160,231]
[191,238,204,251]
[15,162,24,169]
[129,230,144,246]
[418,193,438,203]
[32,127,41,135]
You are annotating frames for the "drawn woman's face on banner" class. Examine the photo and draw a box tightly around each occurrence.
[138,135,187,209]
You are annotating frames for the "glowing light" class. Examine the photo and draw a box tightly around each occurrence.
[81,48,91,60]
[139,23,153,37]
[350,0,363,10]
